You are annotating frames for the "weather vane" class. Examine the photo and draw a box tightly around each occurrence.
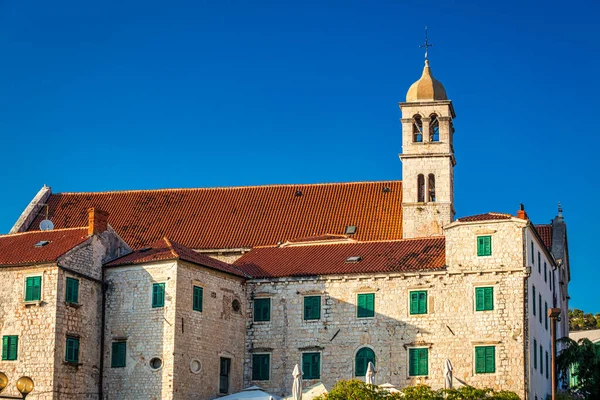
[420,26,433,60]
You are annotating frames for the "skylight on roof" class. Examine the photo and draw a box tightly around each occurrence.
[34,241,50,248]
[345,225,357,235]
[345,256,362,263]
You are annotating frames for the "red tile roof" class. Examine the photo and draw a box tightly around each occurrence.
[25,182,403,250]
[0,228,89,267]
[233,237,446,278]
[106,237,247,277]
[457,213,513,222]
[534,224,553,250]
[287,234,352,243]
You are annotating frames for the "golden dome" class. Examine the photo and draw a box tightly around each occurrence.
[406,60,447,102]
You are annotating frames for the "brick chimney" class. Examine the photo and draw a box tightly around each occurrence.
[88,208,109,235]
[516,203,529,220]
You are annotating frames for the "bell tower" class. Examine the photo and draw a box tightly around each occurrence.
[400,59,456,238]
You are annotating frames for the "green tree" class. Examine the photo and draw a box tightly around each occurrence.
[557,337,600,398]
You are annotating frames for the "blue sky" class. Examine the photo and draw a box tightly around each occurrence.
[0,1,598,312]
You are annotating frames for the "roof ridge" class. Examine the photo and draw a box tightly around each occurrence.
[52,180,403,195]
[162,237,179,259]
[254,236,443,249]
[0,227,88,238]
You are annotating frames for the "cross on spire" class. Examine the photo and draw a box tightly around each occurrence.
[420,26,433,60]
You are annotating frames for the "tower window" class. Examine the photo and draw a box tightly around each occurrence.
[417,174,425,202]
[428,174,436,202]
[413,115,423,143]
[429,114,440,142]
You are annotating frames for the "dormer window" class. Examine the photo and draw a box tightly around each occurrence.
[429,114,439,142]
[413,115,423,143]
[345,225,357,235]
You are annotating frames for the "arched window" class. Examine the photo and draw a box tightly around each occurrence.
[428,174,436,202]
[417,174,425,202]
[413,115,423,143]
[429,114,439,142]
[355,347,376,377]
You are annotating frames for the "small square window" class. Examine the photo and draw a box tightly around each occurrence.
[477,236,492,256]
[302,352,321,379]
[475,346,495,374]
[408,348,428,376]
[65,336,80,363]
[252,354,270,381]
[25,276,42,302]
[345,225,357,235]
[304,296,321,320]
[254,298,271,322]
[357,293,375,318]
[1,336,18,361]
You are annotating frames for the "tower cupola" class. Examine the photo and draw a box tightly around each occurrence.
[406,60,447,102]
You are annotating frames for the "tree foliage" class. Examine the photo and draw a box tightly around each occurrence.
[556,337,600,398]
[568,308,600,331]
[313,380,520,400]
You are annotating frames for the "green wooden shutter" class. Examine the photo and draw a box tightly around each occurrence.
[477,236,492,256]
[66,337,80,363]
[539,294,542,323]
[533,286,536,316]
[1,336,8,360]
[302,354,312,379]
[545,302,548,330]
[418,348,428,375]
[252,354,270,380]
[25,276,42,301]
[254,299,270,322]
[152,283,165,308]
[302,353,320,379]
[355,348,375,377]
[357,294,374,318]
[410,292,418,314]
[485,347,495,373]
[477,237,485,256]
[304,296,320,320]
[193,286,203,312]
[534,339,537,369]
[475,288,484,311]
[112,342,126,368]
[418,292,427,314]
[475,347,485,373]
[540,345,543,375]
[484,287,493,310]
[545,351,549,379]
[66,278,79,303]
[408,349,418,376]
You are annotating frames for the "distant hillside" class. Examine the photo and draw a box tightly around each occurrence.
[569,309,600,331]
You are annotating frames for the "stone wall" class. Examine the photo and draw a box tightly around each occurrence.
[0,264,59,400]
[172,261,246,399]
[103,261,178,400]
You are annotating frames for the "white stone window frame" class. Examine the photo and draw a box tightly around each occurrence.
[300,350,322,380]
[472,344,498,376]
[407,287,430,316]
[406,346,430,378]
[189,358,202,374]
[472,283,497,313]
[23,272,44,304]
[150,279,168,310]
[355,291,376,320]
[148,356,163,372]
[252,295,272,324]
[251,352,272,381]
[353,345,376,377]
[302,294,322,323]
[475,234,493,258]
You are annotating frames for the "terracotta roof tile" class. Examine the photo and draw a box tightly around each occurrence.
[233,238,445,278]
[534,224,553,250]
[457,213,513,222]
[106,237,247,277]
[26,182,403,250]
[0,228,89,267]
[286,234,352,243]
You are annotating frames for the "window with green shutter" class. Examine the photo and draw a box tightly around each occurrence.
[538,294,542,323]
[544,262,547,282]
[538,252,541,273]
[66,277,79,304]
[533,339,537,369]
[302,352,321,379]
[111,341,126,368]
[540,344,543,375]
[355,347,375,377]
[477,236,492,256]
[65,336,80,363]
[1,336,18,361]
[545,302,548,330]
[357,293,375,318]
[304,296,321,320]
[25,276,42,302]
[152,283,165,308]
[252,354,270,381]
[408,348,428,376]
[193,286,203,312]
[475,346,495,374]
[532,286,536,316]
[475,287,494,311]
[409,291,427,315]
[531,241,535,264]
[254,298,271,322]
[545,351,549,379]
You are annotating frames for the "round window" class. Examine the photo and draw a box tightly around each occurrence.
[190,359,202,374]
[149,357,163,371]
[232,299,241,312]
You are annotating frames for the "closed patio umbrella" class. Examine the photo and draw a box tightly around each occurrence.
[444,359,453,389]
[292,364,303,400]
[365,361,376,385]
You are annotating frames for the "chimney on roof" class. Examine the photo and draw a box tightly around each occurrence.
[516,203,529,220]
[88,208,109,235]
